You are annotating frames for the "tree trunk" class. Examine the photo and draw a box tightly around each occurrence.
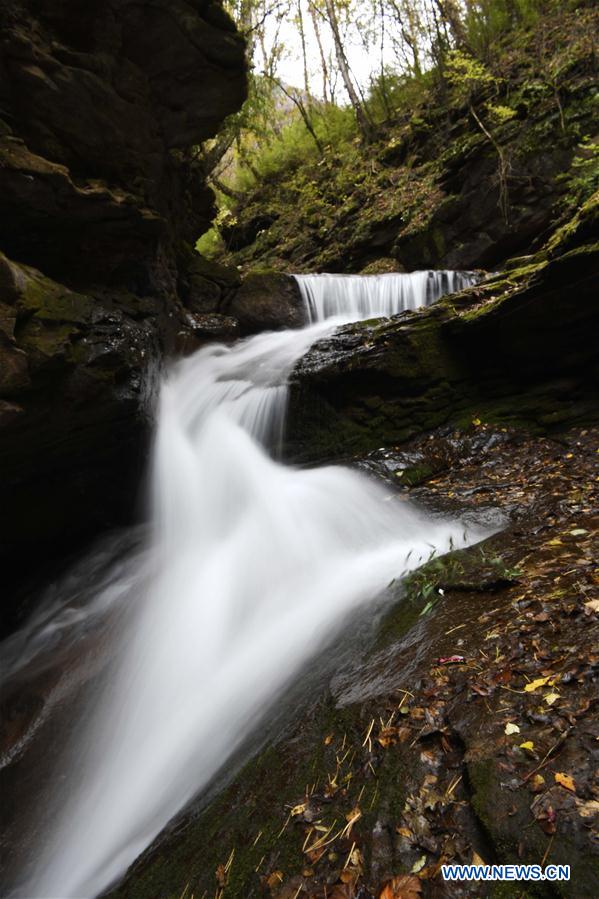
[323,0,374,140]
[308,0,333,103]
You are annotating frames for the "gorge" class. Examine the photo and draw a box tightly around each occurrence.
[1,1,598,897]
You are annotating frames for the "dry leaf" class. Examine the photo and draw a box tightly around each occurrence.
[379,874,422,899]
[529,774,546,793]
[554,772,576,793]
[524,676,550,692]
[577,799,599,819]
[520,741,535,752]
[544,692,560,705]
[505,722,520,735]
[411,854,426,873]
[266,870,284,890]
[584,599,599,614]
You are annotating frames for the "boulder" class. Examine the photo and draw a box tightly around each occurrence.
[224,273,306,335]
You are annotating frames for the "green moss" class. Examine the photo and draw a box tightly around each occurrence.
[17,320,76,361]
[16,269,94,324]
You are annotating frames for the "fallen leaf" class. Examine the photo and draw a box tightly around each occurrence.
[536,805,557,835]
[379,874,422,898]
[584,599,599,614]
[266,870,284,890]
[554,772,576,793]
[570,529,588,536]
[524,676,550,692]
[411,854,426,873]
[216,863,227,887]
[472,850,486,865]
[544,692,560,705]
[505,722,520,735]
[577,799,599,819]
[529,774,546,793]
[520,741,535,752]
[329,885,354,899]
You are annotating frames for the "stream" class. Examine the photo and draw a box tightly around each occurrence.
[1,271,495,899]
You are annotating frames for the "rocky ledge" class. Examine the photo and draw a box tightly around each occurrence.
[0,0,247,622]
[286,193,599,464]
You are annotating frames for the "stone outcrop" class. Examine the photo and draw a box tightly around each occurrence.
[0,0,247,617]
[222,272,305,335]
[285,194,599,463]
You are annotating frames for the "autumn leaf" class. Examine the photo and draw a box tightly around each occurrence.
[577,799,599,819]
[524,676,551,692]
[216,863,227,887]
[529,774,546,793]
[379,874,422,899]
[554,772,576,793]
[520,741,535,752]
[411,855,426,873]
[329,885,354,899]
[266,870,284,890]
[505,722,520,735]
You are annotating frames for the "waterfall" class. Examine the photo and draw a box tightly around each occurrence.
[295,270,478,322]
[11,271,488,899]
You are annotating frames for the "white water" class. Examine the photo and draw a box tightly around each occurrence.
[296,270,477,322]
[15,272,487,899]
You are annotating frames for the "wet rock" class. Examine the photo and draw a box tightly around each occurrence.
[0,0,247,290]
[286,201,599,463]
[175,313,240,355]
[224,272,306,335]
[0,0,247,611]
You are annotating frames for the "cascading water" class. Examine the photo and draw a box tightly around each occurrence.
[10,271,489,899]
[296,270,478,322]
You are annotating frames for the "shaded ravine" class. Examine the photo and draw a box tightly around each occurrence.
[2,272,490,899]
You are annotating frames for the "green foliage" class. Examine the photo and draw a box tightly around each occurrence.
[230,103,357,191]
[365,68,435,124]
[445,49,496,104]
[559,137,599,211]
[486,102,516,124]
[403,551,466,616]
[463,0,546,59]
[196,227,225,259]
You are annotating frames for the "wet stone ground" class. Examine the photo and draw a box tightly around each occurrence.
[112,424,598,899]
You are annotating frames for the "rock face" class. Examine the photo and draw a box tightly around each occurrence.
[0,0,246,290]
[285,195,599,463]
[223,272,306,335]
[0,0,247,621]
